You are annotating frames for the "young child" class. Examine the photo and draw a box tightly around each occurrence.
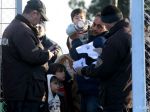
[48,63,80,112]
[47,74,61,112]
[66,8,90,46]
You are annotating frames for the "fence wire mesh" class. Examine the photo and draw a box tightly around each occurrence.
[145,0,150,111]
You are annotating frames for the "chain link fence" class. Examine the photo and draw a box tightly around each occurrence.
[145,0,150,111]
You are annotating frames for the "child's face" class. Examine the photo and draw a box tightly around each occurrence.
[36,24,46,38]
[55,71,65,81]
[72,13,86,24]
[50,80,59,93]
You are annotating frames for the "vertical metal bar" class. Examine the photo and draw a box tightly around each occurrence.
[16,0,22,14]
[0,0,2,100]
[131,0,147,111]
[0,0,2,36]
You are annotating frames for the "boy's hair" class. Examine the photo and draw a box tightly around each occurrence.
[50,76,59,83]
[48,63,66,74]
[71,8,86,21]
[95,12,101,18]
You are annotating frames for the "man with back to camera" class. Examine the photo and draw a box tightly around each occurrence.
[1,0,54,112]
[76,5,132,112]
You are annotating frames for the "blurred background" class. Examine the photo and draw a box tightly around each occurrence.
[0,0,132,53]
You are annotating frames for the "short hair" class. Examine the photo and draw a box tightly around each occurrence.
[71,8,86,21]
[50,75,59,83]
[101,5,123,23]
[95,12,101,17]
[48,63,66,74]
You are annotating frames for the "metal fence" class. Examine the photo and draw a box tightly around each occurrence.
[145,0,150,111]
[0,0,16,37]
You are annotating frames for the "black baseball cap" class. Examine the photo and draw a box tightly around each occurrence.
[25,0,48,21]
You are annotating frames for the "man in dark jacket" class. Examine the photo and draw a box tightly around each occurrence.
[77,5,132,112]
[1,0,54,112]
[36,22,63,64]
[68,11,108,112]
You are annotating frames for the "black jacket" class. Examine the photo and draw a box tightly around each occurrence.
[69,31,107,95]
[1,14,49,101]
[40,35,63,63]
[81,19,132,111]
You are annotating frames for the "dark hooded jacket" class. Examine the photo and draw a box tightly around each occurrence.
[69,31,108,95]
[39,35,63,64]
[81,19,132,111]
[1,14,49,101]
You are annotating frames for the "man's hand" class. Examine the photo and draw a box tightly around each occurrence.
[48,50,54,60]
[42,62,49,71]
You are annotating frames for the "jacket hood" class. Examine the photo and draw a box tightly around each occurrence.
[47,74,60,103]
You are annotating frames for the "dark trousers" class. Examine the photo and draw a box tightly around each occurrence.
[80,94,100,112]
[6,101,41,112]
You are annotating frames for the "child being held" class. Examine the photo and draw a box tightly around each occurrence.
[66,8,90,45]
[47,74,61,112]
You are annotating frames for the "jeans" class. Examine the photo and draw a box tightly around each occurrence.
[81,94,101,112]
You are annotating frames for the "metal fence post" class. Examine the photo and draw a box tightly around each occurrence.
[131,0,147,111]
[16,0,22,14]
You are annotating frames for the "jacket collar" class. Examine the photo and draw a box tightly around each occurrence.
[106,18,130,38]
[15,14,38,36]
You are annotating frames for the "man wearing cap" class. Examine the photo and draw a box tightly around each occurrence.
[1,0,54,112]
[76,5,132,112]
